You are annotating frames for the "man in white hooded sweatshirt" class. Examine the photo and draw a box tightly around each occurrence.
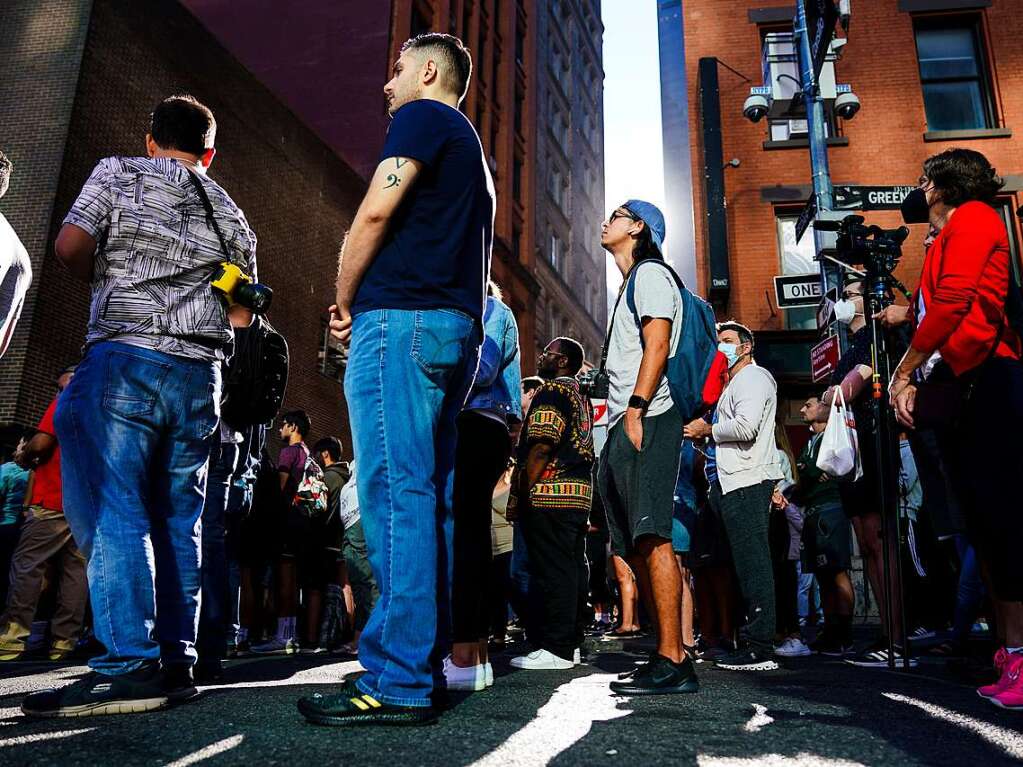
[684,321,782,671]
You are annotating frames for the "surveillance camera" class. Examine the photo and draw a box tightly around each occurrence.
[743,94,769,123]
[835,91,860,120]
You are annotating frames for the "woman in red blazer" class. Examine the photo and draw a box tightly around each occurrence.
[891,148,1023,710]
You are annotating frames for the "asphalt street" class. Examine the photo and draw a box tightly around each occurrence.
[1,636,1020,767]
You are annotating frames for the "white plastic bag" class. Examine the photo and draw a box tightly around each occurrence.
[816,386,862,480]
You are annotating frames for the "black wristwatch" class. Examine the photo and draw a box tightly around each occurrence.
[628,395,649,412]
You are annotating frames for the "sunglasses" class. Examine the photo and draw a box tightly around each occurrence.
[608,210,638,224]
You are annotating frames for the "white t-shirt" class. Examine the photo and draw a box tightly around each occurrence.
[338,467,361,529]
[605,261,683,426]
[0,211,32,357]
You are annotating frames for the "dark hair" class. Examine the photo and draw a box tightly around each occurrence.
[628,219,662,264]
[150,94,217,156]
[401,33,473,101]
[313,437,343,462]
[923,148,1003,208]
[552,336,585,375]
[281,410,311,438]
[717,320,754,350]
[0,151,11,199]
[522,376,544,395]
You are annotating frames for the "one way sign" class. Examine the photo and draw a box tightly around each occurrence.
[774,273,823,309]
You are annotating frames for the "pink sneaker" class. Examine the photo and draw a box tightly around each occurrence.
[991,654,1023,710]
[977,647,1012,699]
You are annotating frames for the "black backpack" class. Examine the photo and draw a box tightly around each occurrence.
[221,317,289,430]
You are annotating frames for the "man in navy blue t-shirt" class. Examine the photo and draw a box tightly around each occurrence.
[298,32,493,727]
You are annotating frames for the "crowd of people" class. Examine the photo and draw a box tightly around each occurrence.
[0,30,1021,728]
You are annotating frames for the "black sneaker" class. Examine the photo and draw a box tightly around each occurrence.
[715,647,779,671]
[162,664,200,703]
[22,662,169,718]
[610,654,699,695]
[617,650,658,680]
[809,634,854,657]
[846,640,918,668]
[297,681,438,726]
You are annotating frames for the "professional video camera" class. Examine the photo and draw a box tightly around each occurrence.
[813,214,909,272]
[211,263,273,315]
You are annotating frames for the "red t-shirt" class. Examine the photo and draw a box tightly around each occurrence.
[30,398,62,511]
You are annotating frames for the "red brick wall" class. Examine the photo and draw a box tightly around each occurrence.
[684,0,1023,333]
[11,0,367,455]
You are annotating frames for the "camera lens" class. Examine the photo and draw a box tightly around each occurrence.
[235,282,273,315]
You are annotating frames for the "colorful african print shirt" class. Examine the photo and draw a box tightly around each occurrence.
[63,156,257,362]
[514,376,595,513]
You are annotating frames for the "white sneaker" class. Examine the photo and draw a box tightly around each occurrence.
[442,655,487,691]
[509,649,574,670]
[250,636,296,655]
[484,662,494,687]
[573,648,582,665]
[774,637,812,657]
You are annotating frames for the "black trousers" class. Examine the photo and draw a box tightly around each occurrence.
[769,508,799,637]
[522,507,588,661]
[451,412,511,642]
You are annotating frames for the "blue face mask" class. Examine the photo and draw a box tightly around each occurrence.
[718,342,743,367]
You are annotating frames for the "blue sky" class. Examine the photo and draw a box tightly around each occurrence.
[601,1,666,301]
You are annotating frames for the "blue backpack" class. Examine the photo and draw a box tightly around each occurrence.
[625,260,720,421]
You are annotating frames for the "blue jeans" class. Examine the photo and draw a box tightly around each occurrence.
[55,341,221,675]
[345,309,477,707]
[197,441,240,664]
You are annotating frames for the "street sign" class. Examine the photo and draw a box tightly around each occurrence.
[817,287,838,331]
[774,274,823,309]
[592,400,609,427]
[833,185,915,211]
[810,334,841,382]
[803,0,840,84]
[795,195,817,244]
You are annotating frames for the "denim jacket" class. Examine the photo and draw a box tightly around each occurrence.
[465,296,522,422]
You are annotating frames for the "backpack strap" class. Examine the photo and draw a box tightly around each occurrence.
[625,259,687,350]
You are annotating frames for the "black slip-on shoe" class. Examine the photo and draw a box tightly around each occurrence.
[617,650,658,680]
[609,654,699,695]
[22,663,169,718]
[297,681,438,727]
[715,647,780,671]
[163,664,200,703]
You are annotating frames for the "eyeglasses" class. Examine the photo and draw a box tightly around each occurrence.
[608,210,638,224]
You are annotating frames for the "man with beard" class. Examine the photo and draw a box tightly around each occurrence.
[508,337,594,671]
[300,32,491,727]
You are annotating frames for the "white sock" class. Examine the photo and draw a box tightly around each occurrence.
[278,617,296,642]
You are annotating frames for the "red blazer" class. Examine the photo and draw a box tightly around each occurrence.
[909,201,1021,376]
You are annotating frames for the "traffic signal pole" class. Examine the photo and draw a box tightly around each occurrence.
[794,1,846,353]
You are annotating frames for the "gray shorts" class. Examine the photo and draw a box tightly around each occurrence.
[596,406,683,557]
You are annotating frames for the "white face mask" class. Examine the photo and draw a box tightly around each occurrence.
[834,299,859,325]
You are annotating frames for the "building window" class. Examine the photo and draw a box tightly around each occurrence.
[515,13,525,65]
[548,164,565,209]
[550,232,562,271]
[512,224,522,262]
[995,198,1023,286]
[913,16,994,131]
[514,86,524,135]
[319,318,346,381]
[513,155,523,203]
[411,1,433,37]
[775,212,818,330]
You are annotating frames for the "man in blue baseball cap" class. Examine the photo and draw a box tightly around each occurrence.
[596,200,698,696]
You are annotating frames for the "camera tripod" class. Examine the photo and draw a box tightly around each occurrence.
[860,257,913,670]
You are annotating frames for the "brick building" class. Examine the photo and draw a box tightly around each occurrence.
[671,0,1023,429]
[0,0,368,449]
[184,0,549,363]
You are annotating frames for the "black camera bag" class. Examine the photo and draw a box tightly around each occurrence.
[221,316,290,430]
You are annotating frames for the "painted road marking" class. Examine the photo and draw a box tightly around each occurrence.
[883,692,1023,760]
[698,754,866,767]
[163,735,245,767]
[468,674,632,767]
[743,704,774,733]
[0,728,94,748]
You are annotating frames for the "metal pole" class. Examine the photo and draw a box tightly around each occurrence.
[794,2,847,352]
